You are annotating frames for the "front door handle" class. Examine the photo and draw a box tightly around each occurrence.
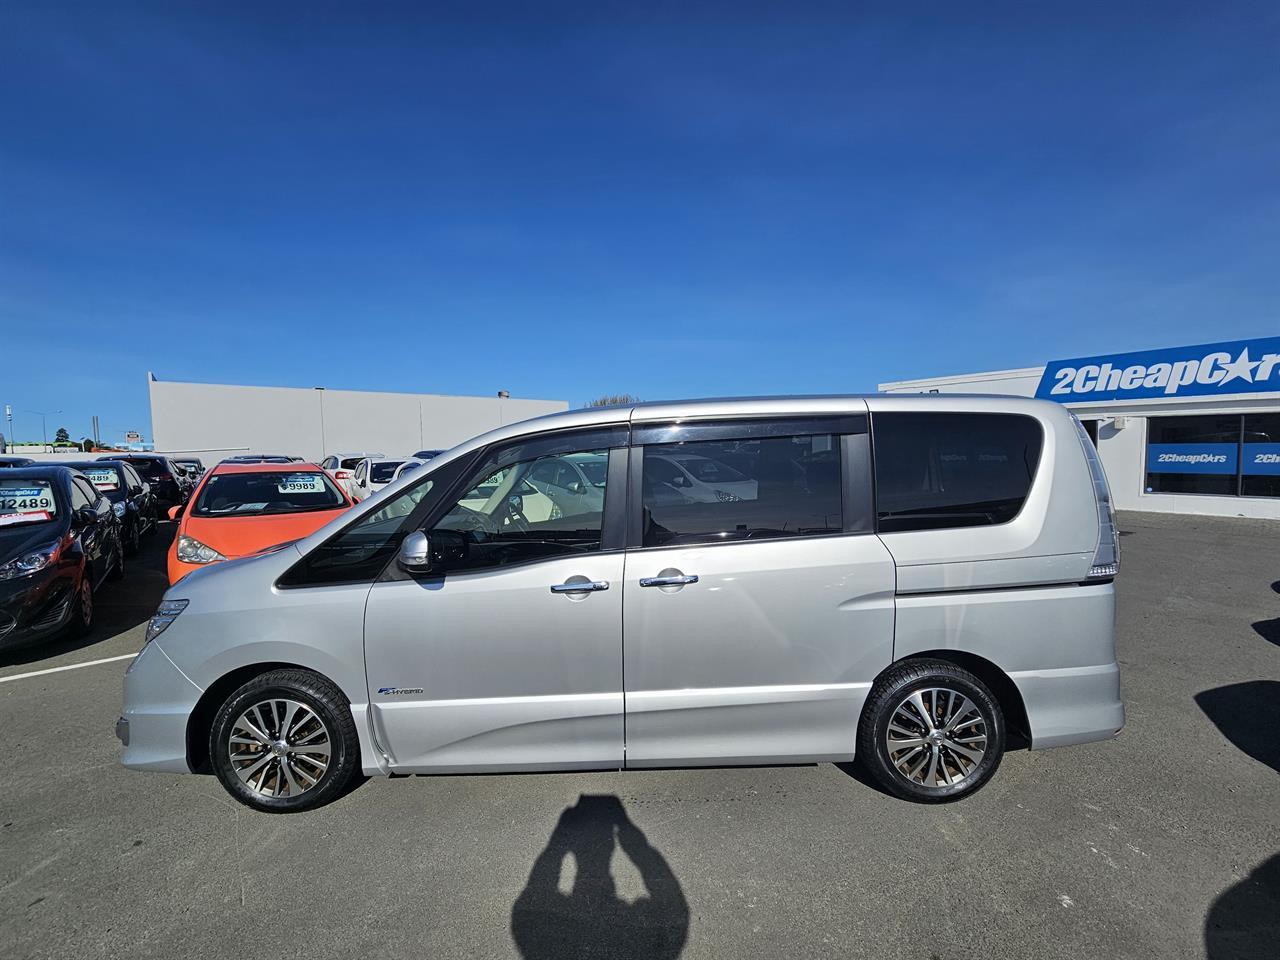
[550,580,610,594]
[639,574,699,587]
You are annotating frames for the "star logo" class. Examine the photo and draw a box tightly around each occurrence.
[1216,348,1260,386]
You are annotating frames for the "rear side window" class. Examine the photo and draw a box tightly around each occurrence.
[873,412,1043,532]
[640,434,843,547]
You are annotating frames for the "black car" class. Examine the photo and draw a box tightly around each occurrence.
[0,456,35,469]
[100,454,191,513]
[171,457,206,480]
[63,460,158,555]
[0,466,125,646]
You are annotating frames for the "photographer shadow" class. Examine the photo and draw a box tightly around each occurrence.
[511,794,689,960]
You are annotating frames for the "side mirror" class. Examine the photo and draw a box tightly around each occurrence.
[567,480,585,495]
[74,505,96,527]
[167,505,183,521]
[397,530,431,571]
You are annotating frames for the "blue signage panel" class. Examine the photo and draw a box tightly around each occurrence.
[1146,443,1238,474]
[1035,337,1280,403]
[1243,443,1280,476]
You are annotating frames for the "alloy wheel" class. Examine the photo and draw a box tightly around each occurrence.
[885,687,988,788]
[228,699,331,798]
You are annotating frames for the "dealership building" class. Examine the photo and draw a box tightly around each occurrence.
[880,336,1280,520]
[147,375,568,464]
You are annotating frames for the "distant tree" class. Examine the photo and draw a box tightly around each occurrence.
[81,438,96,452]
[584,393,640,408]
[54,426,70,443]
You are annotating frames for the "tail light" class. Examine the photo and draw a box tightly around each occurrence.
[335,470,352,480]
[1073,416,1120,580]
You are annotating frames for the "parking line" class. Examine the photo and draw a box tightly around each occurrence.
[0,653,136,684]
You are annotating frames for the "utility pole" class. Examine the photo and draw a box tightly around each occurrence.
[25,409,61,448]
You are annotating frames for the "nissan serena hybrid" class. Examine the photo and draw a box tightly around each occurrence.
[118,396,1123,812]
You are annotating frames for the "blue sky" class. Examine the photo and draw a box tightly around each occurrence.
[2,2,1277,444]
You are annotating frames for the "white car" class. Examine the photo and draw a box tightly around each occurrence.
[320,452,385,498]
[350,458,424,502]
[644,452,758,502]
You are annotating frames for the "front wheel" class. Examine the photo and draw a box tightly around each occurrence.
[209,669,362,813]
[858,659,1005,803]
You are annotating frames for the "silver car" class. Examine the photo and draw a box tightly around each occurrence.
[118,396,1124,812]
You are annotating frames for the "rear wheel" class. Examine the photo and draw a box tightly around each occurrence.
[124,518,141,555]
[66,576,94,637]
[209,669,361,813]
[858,659,1005,803]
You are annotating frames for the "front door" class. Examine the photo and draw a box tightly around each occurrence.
[363,427,629,773]
[622,419,897,767]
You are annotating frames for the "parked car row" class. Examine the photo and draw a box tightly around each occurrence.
[1,465,132,647]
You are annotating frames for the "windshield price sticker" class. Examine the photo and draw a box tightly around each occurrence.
[84,469,120,490]
[277,474,324,494]
[0,483,57,523]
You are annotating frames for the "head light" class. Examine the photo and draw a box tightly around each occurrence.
[112,502,127,518]
[0,541,60,581]
[177,535,226,564]
[145,599,189,644]
[714,490,741,502]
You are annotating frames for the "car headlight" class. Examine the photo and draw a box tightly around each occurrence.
[0,541,60,581]
[714,489,741,502]
[145,599,189,644]
[177,534,226,564]
[112,502,127,518]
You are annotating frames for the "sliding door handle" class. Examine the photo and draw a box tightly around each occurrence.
[639,574,699,588]
[550,580,610,593]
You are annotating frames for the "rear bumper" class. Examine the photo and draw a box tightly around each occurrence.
[1012,662,1125,749]
[119,640,203,773]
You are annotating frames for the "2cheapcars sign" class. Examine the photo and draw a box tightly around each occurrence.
[1034,337,1280,403]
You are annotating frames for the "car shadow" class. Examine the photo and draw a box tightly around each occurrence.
[0,523,173,669]
[511,794,689,960]
[1194,681,1280,774]
[1204,852,1280,960]
[1253,619,1280,647]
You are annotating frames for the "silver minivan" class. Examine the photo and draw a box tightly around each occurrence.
[118,396,1123,812]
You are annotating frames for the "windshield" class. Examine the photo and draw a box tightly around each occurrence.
[0,478,59,527]
[192,471,346,517]
[371,462,405,483]
[80,466,123,492]
[121,459,167,479]
[675,456,748,483]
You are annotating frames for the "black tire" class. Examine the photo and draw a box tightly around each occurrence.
[66,576,94,638]
[858,659,1005,803]
[124,518,140,556]
[209,669,361,813]
[144,505,158,535]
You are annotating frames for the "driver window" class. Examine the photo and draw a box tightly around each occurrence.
[432,447,611,573]
[69,479,93,510]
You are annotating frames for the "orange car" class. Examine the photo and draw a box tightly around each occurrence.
[167,461,354,583]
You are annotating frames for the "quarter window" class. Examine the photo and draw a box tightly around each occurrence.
[874,412,1043,532]
[639,435,843,547]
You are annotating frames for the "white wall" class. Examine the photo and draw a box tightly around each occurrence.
[147,377,567,463]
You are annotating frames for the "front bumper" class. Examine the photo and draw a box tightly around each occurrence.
[0,566,77,647]
[119,640,204,773]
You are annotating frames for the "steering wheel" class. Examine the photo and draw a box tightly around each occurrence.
[501,495,531,533]
[449,505,499,535]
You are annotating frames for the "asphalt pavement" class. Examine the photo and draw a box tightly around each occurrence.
[1,512,1277,960]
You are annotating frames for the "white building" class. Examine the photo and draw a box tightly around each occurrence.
[148,375,568,464]
[880,337,1280,520]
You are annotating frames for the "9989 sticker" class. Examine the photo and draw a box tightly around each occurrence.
[277,474,324,494]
